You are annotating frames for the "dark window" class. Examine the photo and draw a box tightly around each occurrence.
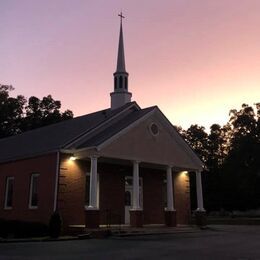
[29,174,39,208]
[125,191,131,206]
[85,175,90,206]
[125,77,128,90]
[5,177,14,209]
[150,123,159,136]
[114,77,117,89]
[119,76,123,88]
[163,178,167,208]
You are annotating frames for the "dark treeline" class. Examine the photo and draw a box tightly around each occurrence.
[178,103,260,212]
[0,84,73,139]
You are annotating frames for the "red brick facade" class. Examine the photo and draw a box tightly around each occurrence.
[0,153,57,224]
[174,171,191,225]
[0,154,192,229]
[57,157,191,227]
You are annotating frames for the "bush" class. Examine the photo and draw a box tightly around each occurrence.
[49,212,62,238]
[0,219,48,238]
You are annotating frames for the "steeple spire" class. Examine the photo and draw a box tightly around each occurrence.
[116,12,126,72]
[110,12,132,110]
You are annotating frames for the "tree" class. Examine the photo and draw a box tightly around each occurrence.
[0,85,26,138]
[181,124,209,164]
[178,104,260,212]
[221,104,260,210]
[0,85,73,139]
[21,95,73,131]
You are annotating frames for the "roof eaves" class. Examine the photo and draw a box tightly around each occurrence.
[153,107,204,169]
[96,107,156,151]
[0,149,59,164]
[63,102,141,149]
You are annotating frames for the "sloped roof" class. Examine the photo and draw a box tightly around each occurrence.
[78,106,155,148]
[0,102,140,163]
[0,102,203,170]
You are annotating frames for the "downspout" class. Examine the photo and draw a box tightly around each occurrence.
[53,151,60,212]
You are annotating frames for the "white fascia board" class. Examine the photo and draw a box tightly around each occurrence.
[153,108,204,169]
[63,102,140,150]
[53,151,60,212]
[97,109,156,151]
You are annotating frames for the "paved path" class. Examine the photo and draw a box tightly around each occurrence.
[1,225,260,259]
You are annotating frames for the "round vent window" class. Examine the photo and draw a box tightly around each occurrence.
[150,123,159,136]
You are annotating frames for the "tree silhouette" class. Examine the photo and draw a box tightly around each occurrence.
[178,103,260,212]
[0,85,73,139]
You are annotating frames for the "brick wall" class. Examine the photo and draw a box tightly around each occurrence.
[141,168,165,224]
[58,154,88,228]
[98,163,126,225]
[0,153,57,224]
[57,157,191,228]
[174,171,191,225]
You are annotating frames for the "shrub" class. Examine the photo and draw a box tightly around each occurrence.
[0,219,48,238]
[49,212,62,238]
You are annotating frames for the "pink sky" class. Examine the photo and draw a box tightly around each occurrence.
[1,0,260,130]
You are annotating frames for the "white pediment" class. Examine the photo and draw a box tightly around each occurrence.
[98,108,203,171]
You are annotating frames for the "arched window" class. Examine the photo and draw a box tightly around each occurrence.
[119,76,123,88]
[114,77,117,89]
[125,77,128,90]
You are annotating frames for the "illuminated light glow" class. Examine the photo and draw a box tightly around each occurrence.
[69,156,77,161]
[181,171,188,176]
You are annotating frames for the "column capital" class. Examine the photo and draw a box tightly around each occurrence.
[89,155,99,160]
[133,160,141,164]
[166,165,173,170]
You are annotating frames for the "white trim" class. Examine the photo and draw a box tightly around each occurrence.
[28,173,40,209]
[4,177,14,210]
[196,171,205,211]
[166,166,175,211]
[97,109,156,151]
[53,151,60,212]
[153,108,204,170]
[85,170,100,209]
[64,102,140,149]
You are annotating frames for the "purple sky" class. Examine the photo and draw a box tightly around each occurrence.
[1,0,260,130]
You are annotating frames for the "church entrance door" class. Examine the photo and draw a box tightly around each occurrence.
[124,176,143,224]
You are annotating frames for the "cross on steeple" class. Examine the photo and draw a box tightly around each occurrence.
[110,12,132,109]
[118,12,125,24]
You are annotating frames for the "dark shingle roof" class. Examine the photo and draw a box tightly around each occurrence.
[78,106,155,148]
[0,102,142,163]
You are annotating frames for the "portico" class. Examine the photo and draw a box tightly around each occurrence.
[77,153,204,228]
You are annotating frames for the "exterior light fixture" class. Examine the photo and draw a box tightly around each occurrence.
[69,156,76,161]
[181,171,188,176]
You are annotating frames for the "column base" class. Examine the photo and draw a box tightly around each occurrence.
[195,210,207,227]
[130,210,143,228]
[85,209,100,229]
[164,210,177,227]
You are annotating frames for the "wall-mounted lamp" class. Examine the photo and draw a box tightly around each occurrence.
[181,171,188,176]
[69,156,77,161]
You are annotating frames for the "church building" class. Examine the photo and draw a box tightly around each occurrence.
[0,15,205,231]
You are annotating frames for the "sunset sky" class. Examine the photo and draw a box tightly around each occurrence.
[1,0,259,130]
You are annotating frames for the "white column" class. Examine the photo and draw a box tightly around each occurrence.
[88,156,98,209]
[132,161,141,210]
[196,170,205,211]
[166,166,175,211]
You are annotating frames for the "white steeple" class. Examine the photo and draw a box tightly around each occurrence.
[110,12,132,110]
